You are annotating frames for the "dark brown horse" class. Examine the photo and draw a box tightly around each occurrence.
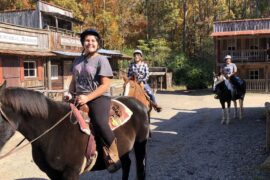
[0,81,149,180]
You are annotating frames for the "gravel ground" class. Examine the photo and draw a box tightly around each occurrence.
[0,90,270,180]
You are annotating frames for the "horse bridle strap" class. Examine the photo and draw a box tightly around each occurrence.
[0,103,75,160]
[0,103,17,131]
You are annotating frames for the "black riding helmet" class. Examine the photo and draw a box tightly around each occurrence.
[80,29,102,47]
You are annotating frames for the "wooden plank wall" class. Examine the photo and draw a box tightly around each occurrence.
[0,10,39,28]
[0,23,49,51]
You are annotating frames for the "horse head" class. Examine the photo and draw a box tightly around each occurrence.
[213,73,225,93]
[0,80,16,151]
[123,75,141,96]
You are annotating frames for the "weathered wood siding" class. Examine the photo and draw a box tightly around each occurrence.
[51,61,63,90]
[50,30,81,51]
[0,10,39,28]
[0,23,49,51]
[1,56,20,87]
[38,1,73,18]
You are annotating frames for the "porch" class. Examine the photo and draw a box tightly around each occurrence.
[245,79,270,92]
[221,49,269,63]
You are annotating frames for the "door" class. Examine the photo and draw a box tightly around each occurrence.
[2,56,20,87]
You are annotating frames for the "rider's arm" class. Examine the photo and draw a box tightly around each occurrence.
[68,75,76,93]
[141,63,149,83]
[63,75,75,101]
[228,64,237,78]
[77,76,111,105]
[86,76,111,101]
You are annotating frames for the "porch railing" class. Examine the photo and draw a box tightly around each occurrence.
[245,79,270,91]
[214,19,270,32]
[221,50,268,63]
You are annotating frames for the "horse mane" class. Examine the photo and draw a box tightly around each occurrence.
[0,87,49,119]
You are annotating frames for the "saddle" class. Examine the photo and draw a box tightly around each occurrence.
[70,100,133,173]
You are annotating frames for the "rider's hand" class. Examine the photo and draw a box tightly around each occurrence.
[77,95,90,105]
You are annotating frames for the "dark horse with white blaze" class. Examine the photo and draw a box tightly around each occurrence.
[213,73,246,124]
[0,81,149,180]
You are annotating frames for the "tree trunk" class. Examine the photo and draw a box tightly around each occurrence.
[182,0,187,53]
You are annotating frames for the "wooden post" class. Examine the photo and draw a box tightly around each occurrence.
[265,102,270,152]
[266,65,269,92]
[47,58,52,90]
[160,76,163,90]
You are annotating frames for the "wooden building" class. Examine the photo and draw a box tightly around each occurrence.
[0,0,130,91]
[149,67,172,91]
[212,18,270,92]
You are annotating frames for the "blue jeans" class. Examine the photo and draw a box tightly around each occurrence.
[144,83,157,104]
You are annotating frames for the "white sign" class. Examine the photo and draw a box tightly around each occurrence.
[0,32,38,45]
[61,37,81,47]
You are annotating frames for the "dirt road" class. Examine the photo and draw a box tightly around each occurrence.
[0,90,269,179]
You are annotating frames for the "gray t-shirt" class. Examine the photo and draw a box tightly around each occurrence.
[221,63,237,76]
[72,54,113,96]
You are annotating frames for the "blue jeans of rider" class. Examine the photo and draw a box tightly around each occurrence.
[144,83,157,104]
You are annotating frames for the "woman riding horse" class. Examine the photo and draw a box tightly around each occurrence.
[64,29,121,173]
[216,55,244,99]
[127,49,162,112]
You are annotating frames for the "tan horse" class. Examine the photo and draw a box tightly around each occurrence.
[122,76,161,113]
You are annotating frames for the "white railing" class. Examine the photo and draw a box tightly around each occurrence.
[214,19,270,32]
[221,50,268,62]
[245,79,269,91]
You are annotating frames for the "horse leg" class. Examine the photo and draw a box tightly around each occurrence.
[220,101,226,124]
[239,99,243,119]
[134,140,147,180]
[148,110,152,138]
[233,100,237,119]
[32,149,62,180]
[62,168,80,180]
[226,102,231,125]
[120,153,131,180]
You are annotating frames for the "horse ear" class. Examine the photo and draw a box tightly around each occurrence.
[213,72,216,76]
[123,76,129,83]
[0,80,6,94]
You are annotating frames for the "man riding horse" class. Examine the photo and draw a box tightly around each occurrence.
[216,55,244,100]
[127,49,162,112]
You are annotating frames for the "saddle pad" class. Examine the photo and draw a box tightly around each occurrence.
[109,99,133,130]
[70,103,90,135]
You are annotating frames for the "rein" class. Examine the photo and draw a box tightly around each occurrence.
[0,103,76,160]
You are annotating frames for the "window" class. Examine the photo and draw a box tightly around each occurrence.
[249,69,259,79]
[51,65,58,80]
[24,61,36,78]
[227,39,236,50]
[248,39,259,49]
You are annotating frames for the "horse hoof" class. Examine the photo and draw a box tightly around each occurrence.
[221,120,225,124]
[226,121,230,125]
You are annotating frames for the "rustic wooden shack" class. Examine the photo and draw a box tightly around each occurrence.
[149,67,172,91]
[0,0,82,30]
[0,0,130,92]
[212,18,270,92]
